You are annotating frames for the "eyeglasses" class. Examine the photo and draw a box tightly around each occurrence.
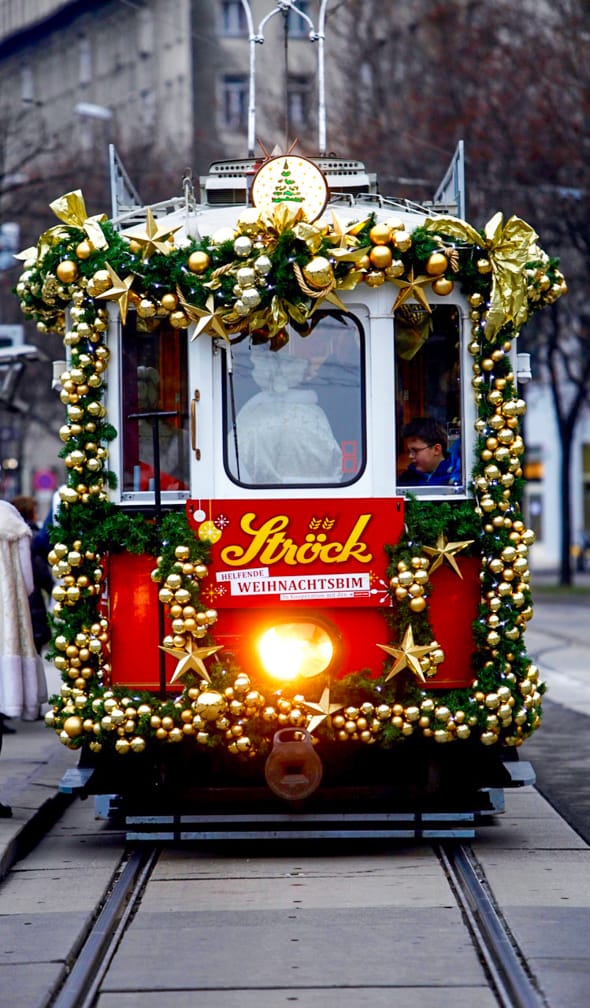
[408,445,433,456]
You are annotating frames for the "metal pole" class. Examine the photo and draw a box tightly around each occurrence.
[317,1,331,155]
[239,1,258,157]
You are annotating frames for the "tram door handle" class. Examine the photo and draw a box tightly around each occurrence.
[191,390,201,460]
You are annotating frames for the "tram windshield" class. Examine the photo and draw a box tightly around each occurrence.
[395,304,463,491]
[120,318,190,493]
[224,311,365,487]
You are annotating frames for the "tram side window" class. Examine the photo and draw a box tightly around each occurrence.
[224,312,365,487]
[120,317,190,494]
[396,304,463,489]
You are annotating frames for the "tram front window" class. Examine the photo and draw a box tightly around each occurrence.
[224,312,365,487]
[396,304,463,490]
[120,318,189,494]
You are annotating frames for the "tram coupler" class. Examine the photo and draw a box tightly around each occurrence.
[264,728,323,801]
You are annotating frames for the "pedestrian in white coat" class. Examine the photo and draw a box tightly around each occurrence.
[0,500,48,817]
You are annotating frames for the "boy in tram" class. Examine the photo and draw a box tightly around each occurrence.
[399,416,461,486]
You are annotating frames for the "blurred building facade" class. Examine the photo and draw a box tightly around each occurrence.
[0,1,588,567]
[0,0,324,512]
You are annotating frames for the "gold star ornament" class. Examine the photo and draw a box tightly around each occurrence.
[183,294,232,341]
[423,534,474,579]
[94,264,135,323]
[377,625,437,683]
[123,208,180,259]
[391,266,433,313]
[161,640,223,685]
[301,687,344,734]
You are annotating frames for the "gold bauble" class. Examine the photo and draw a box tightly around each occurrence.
[194,691,226,721]
[302,256,333,289]
[57,260,79,284]
[384,259,405,279]
[92,269,111,291]
[477,258,492,274]
[63,715,83,738]
[369,245,393,270]
[188,251,211,274]
[393,229,412,251]
[76,240,93,260]
[425,252,449,276]
[169,310,189,329]
[369,223,392,245]
[432,276,454,296]
[137,298,156,318]
[161,292,178,312]
[364,270,386,287]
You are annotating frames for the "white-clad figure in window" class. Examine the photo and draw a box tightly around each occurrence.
[232,349,342,484]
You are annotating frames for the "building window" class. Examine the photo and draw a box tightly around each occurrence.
[21,64,34,104]
[79,36,92,87]
[287,1,311,37]
[220,0,247,36]
[287,74,311,129]
[524,445,543,481]
[222,75,248,129]
[526,492,543,542]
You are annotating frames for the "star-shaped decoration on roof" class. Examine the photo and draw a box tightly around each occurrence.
[301,687,344,734]
[423,534,474,579]
[327,210,366,251]
[377,625,437,683]
[391,266,433,313]
[123,208,180,259]
[94,263,135,323]
[183,294,232,341]
[160,640,223,685]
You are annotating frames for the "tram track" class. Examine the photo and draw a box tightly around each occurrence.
[437,843,545,1008]
[50,846,159,1008]
[46,838,547,1008]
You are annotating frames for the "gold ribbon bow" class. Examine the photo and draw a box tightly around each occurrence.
[37,190,108,258]
[424,212,538,340]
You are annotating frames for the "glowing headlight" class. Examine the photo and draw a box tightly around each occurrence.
[256,620,335,682]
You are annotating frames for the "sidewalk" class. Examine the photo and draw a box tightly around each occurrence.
[0,718,78,882]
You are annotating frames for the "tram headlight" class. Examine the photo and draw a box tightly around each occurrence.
[256,619,337,682]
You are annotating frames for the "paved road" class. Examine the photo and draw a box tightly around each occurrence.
[523,593,590,843]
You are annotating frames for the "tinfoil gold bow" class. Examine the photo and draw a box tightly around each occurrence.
[39,190,108,256]
[424,212,538,340]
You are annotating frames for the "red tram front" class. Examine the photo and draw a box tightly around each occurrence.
[16,151,566,835]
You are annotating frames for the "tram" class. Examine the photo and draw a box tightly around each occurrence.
[15,24,566,839]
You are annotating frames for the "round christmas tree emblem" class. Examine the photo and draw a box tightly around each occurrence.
[251,155,329,223]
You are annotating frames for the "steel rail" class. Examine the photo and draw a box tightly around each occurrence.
[51,846,159,1008]
[437,843,545,1008]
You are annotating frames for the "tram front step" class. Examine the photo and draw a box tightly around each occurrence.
[124,809,479,841]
